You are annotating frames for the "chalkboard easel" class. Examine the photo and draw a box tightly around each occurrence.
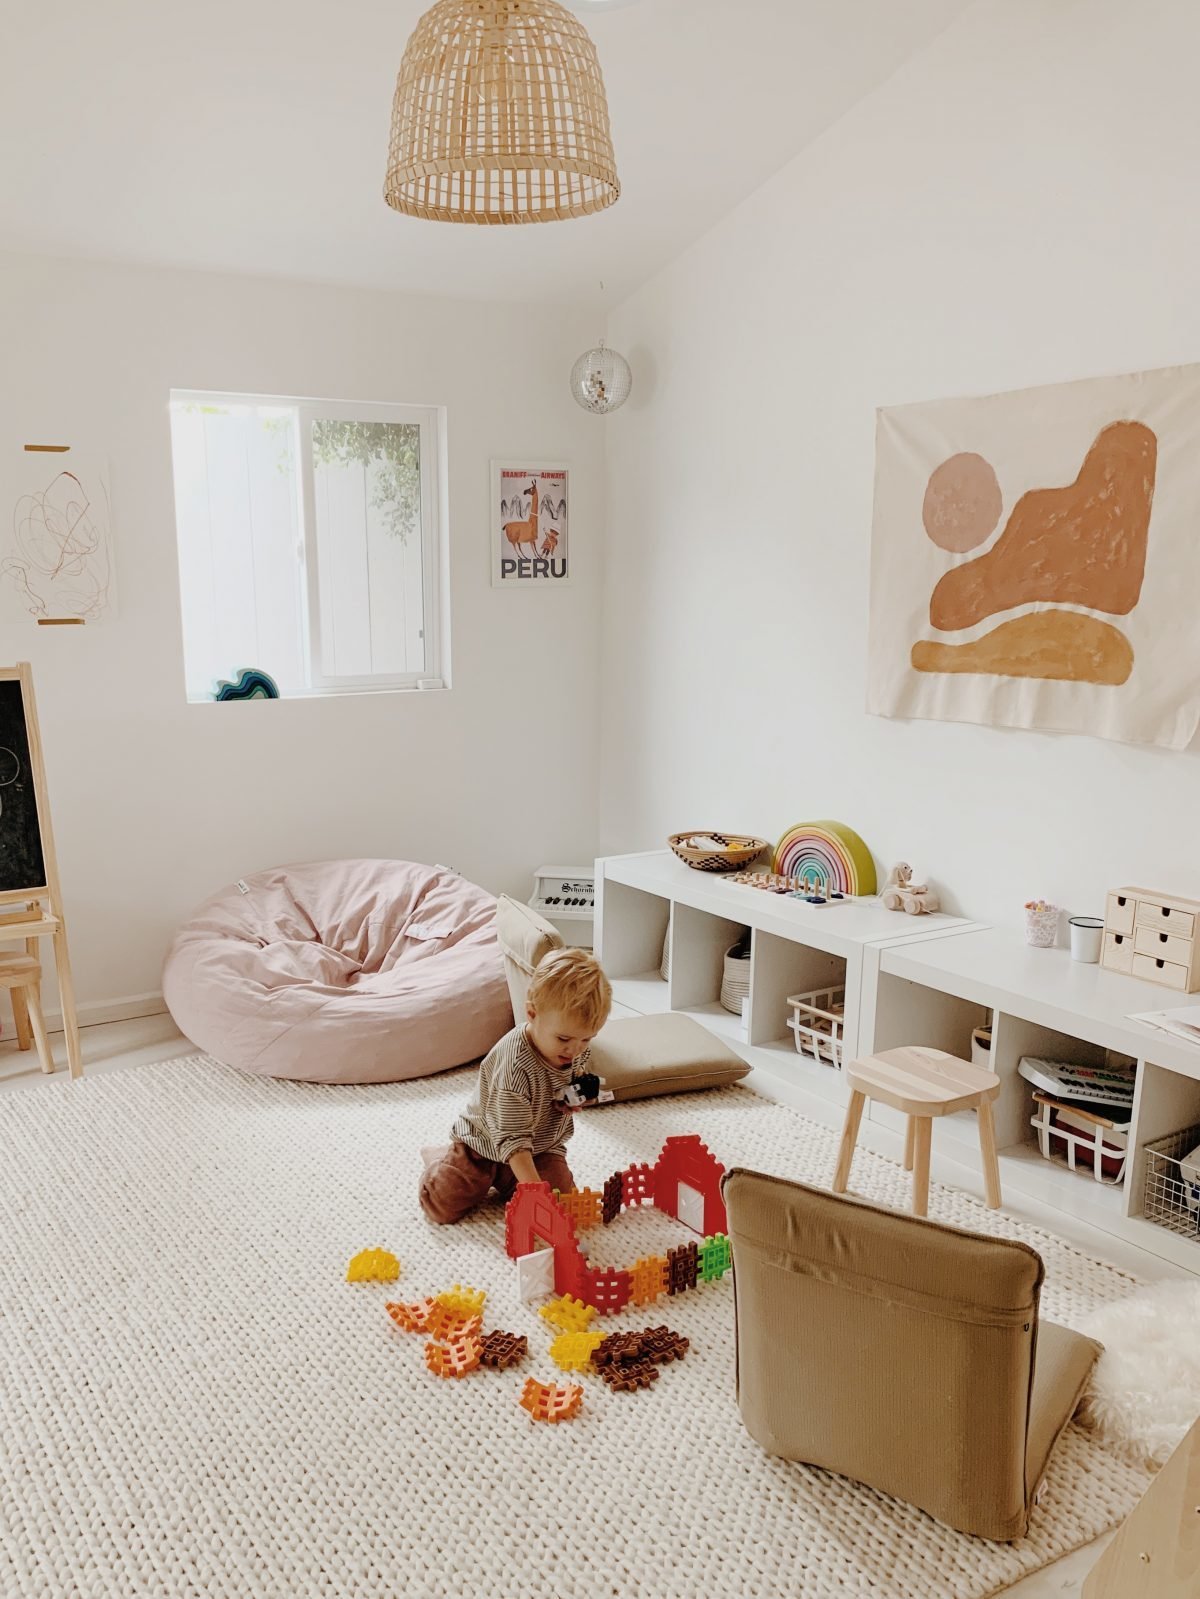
[0,663,81,1078]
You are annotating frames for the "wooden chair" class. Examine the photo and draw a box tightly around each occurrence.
[832,1044,1002,1216]
[0,952,54,1074]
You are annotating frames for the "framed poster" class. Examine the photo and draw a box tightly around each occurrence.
[491,461,569,587]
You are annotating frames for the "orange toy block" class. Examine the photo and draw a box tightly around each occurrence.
[426,1303,484,1341]
[434,1284,486,1319]
[519,1377,584,1423]
[629,1255,670,1307]
[549,1331,603,1372]
[557,1189,604,1232]
[425,1334,483,1379]
[385,1297,438,1333]
[539,1294,596,1334]
[345,1247,400,1283]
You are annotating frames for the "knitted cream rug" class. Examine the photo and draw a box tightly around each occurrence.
[0,1056,1151,1599]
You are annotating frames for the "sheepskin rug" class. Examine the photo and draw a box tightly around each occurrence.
[1079,1278,1200,1468]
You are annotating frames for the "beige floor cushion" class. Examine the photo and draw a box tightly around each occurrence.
[495,894,749,1102]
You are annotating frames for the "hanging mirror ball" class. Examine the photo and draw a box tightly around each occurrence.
[570,343,632,413]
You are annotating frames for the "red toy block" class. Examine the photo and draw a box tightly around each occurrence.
[652,1134,727,1237]
[621,1163,655,1208]
[581,1264,632,1317]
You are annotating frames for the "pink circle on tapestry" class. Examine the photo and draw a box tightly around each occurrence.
[922,452,1003,553]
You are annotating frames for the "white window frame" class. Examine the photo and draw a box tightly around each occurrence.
[171,390,445,697]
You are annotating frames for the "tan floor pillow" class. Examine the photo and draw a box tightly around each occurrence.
[495,894,749,1102]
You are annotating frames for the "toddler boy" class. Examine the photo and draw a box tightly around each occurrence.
[419,947,613,1225]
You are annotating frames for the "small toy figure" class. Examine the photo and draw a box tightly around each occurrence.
[881,862,940,916]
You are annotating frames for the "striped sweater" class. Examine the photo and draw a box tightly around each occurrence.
[452,1024,591,1164]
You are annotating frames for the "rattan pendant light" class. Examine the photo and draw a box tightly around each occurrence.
[384,0,620,225]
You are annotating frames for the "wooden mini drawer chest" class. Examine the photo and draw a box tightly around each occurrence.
[1103,886,1200,992]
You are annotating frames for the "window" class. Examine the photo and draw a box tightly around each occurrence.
[169,392,444,700]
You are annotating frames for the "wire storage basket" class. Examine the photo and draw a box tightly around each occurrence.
[1143,1122,1200,1241]
[787,987,846,1069]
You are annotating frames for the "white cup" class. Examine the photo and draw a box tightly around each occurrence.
[1069,916,1104,963]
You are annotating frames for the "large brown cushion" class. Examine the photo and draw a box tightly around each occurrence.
[590,1013,749,1101]
[495,894,749,1102]
[723,1168,1101,1541]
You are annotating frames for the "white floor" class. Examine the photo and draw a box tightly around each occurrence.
[0,1014,1140,1598]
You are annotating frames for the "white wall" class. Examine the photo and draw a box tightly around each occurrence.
[600,0,1200,928]
[0,253,603,1013]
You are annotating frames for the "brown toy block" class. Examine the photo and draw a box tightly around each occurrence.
[601,1171,623,1225]
[424,1333,483,1379]
[641,1326,690,1365]
[629,1255,670,1307]
[667,1242,699,1296]
[539,1294,596,1334]
[426,1303,484,1341]
[557,1189,603,1232]
[591,1330,649,1369]
[478,1331,528,1370]
[519,1377,583,1423]
[598,1359,660,1392]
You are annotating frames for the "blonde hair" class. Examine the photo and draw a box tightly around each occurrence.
[527,947,612,1033]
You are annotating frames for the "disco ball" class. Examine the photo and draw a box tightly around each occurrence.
[570,341,632,414]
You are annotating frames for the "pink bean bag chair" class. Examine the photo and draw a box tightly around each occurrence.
[162,860,513,1084]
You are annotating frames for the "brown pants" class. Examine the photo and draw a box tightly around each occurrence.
[419,1141,575,1226]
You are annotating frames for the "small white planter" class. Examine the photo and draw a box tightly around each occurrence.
[1025,905,1060,948]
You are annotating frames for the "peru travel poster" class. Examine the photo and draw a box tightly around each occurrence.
[491,462,569,587]
[867,362,1200,749]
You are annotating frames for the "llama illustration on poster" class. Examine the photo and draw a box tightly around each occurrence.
[491,462,569,586]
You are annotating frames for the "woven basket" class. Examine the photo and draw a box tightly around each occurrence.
[668,833,770,874]
[384,0,619,225]
[720,939,751,1015]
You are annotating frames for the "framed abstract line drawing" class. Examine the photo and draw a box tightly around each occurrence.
[867,361,1200,749]
[490,461,569,588]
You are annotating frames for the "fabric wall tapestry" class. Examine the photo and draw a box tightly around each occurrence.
[867,362,1200,749]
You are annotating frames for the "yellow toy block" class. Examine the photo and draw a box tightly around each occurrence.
[557,1188,604,1232]
[539,1294,596,1334]
[346,1247,400,1283]
[629,1255,670,1307]
[549,1331,603,1372]
[435,1283,486,1318]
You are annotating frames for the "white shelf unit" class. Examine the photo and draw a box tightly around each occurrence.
[595,851,1200,1276]
[866,928,1200,1272]
[594,850,978,1116]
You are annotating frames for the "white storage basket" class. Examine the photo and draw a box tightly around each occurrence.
[786,987,846,1069]
[1030,1093,1129,1185]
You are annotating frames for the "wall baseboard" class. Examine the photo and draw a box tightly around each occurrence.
[43,992,168,1034]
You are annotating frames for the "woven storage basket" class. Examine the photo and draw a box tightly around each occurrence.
[719,937,751,1015]
[668,833,770,873]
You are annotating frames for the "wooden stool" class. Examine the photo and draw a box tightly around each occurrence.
[832,1045,1002,1216]
[0,953,54,1075]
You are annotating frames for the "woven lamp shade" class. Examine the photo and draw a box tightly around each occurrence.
[384,0,620,226]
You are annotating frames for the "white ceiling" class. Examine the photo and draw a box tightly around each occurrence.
[0,0,970,307]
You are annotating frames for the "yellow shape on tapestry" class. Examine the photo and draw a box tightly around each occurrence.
[346,1247,401,1283]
